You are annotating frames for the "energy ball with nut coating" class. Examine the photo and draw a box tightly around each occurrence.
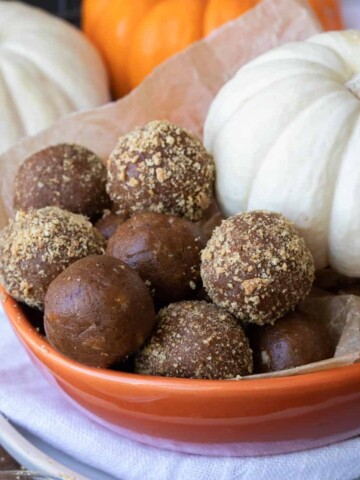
[201,211,315,325]
[106,212,207,307]
[13,143,110,219]
[45,255,156,368]
[106,120,215,221]
[0,207,105,309]
[135,301,253,379]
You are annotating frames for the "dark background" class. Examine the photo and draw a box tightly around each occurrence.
[22,0,82,25]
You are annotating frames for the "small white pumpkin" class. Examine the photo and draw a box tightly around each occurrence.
[205,30,360,277]
[0,1,110,153]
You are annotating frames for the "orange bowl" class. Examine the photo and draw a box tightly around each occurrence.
[3,285,360,456]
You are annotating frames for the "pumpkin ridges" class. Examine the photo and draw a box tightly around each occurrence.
[127,0,208,89]
[0,2,109,153]
[205,56,346,153]
[248,91,359,270]
[0,53,72,136]
[203,0,259,36]
[328,116,360,275]
[83,0,157,97]
[210,76,347,217]
[2,46,75,111]
[82,0,110,36]
[2,32,108,108]
[0,65,26,140]
[82,0,343,98]
[308,0,343,31]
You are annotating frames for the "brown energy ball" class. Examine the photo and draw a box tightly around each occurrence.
[0,207,105,309]
[13,143,110,219]
[248,311,336,373]
[196,200,224,241]
[44,255,155,368]
[106,212,207,307]
[135,301,253,379]
[94,210,128,240]
[201,211,315,325]
[106,120,215,221]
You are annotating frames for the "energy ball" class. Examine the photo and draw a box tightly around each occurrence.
[201,211,315,325]
[94,210,128,240]
[106,212,207,307]
[196,201,224,241]
[45,255,155,368]
[13,143,110,219]
[248,311,336,373]
[107,120,215,221]
[0,207,105,309]
[135,301,253,379]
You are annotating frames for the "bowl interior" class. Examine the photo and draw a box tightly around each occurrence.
[3,285,360,456]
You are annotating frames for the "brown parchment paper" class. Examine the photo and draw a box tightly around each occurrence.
[3,0,357,379]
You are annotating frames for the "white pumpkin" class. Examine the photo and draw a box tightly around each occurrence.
[205,30,360,277]
[0,1,110,154]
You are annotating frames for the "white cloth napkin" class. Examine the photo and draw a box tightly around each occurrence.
[1,306,360,480]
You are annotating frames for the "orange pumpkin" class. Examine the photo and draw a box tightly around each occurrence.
[82,0,343,98]
[308,0,343,31]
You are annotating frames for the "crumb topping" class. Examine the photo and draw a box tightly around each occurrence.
[13,143,109,218]
[106,120,215,221]
[0,207,105,309]
[135,300,253,379]
[201,211,315,325]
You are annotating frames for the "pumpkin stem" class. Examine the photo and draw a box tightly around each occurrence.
[346,75,360,100]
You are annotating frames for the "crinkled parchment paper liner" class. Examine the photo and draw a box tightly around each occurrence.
[3,0,358,379]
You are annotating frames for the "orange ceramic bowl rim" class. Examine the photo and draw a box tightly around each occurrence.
[3,285,360,397]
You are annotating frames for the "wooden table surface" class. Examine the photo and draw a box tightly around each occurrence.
[0,445,20,471]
